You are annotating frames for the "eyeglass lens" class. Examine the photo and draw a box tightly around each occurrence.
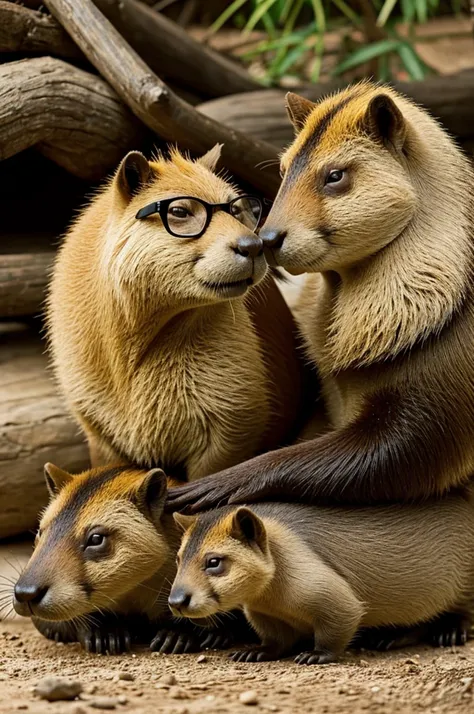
[167,198,208,236]
[230,197,262,231]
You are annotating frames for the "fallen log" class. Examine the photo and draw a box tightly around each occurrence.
[0,253,54,319]
[0,1,82,59]
[198,71,474,151]
[0,56,146,181]
[0,334,89,539]
[93,0,259,99]
[43,0,280,197]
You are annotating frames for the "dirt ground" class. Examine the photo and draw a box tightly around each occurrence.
[2,547,474,714]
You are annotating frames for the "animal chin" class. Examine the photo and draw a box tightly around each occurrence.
[200,277,254,298]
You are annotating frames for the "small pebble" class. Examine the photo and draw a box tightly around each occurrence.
[169,687,187,700]
[34,676,83,702]
[162,674,177,686]
[118,672,135,681]
[240,690,259,706]
[16,706,28,711]
[89,697,118,710]
[197,654,207,663]
[117,695,128,705]
[370,686,380,693]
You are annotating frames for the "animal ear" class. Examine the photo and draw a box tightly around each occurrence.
[135,468,167,522]
[198,143,223,172]
[173,513,197,532]
[364,94,406,152]
[116,151,152,199]
[285,92,315,133]
[230,508,266,549]
[44,463,73,497]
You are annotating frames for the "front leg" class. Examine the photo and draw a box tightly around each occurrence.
[294,566,364,666]
[229,611,300,662]
[167,389,461,512]
[32,617,78,644]
[33,613,144,655]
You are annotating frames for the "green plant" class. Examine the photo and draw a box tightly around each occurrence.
[208,0,465,84]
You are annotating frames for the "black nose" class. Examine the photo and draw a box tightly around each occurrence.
[14,582,48,605]
[168,588,191,610]
[260,228,287,249]
[233,235,264,259]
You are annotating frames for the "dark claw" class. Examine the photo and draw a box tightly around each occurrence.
[228,646,278,663]
[295,649,335,665]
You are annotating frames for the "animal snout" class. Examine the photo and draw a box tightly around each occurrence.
[233,235,264,259]
[14,581,48,606]
[168,587,192,611]
[259,227,287,250]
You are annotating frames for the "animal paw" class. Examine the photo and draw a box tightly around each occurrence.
[229,645,280,662]
[294,649,336,665]
[150,628,199,655]
[32,618,78,644]
[428,613,470,648]
[78,623,131,655]
[199,630,233,650]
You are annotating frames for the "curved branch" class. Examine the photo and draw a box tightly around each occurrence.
[43,0,280,197]
[0,56,146,180]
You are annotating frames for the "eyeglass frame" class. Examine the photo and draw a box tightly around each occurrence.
[135,195,264,239]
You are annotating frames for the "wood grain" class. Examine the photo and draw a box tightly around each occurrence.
[43,0,280,197]
[0,335,89,539]
[0,56,145,180]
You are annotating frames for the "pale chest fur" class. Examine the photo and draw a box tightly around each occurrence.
[58,305,270,481]
[293,273,361,428]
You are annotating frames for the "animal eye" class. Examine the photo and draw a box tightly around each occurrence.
[170,206,190,219]
[85,533,107,551]
[205,556,225,575]
[325,169,345,184]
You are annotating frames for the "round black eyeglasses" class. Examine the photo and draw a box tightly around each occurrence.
[135,195,263,238]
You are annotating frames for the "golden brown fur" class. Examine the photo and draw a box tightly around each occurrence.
[13,465,177,629]
[168,80,474,510]
[47,147,306,479]
[170,495,474,663]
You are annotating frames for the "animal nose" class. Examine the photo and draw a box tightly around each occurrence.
[259,227,287,249]
[233,235,264,259]
[168,587,192,610]
[14,582,48,605]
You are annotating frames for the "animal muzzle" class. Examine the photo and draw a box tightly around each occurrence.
[13,576,49,617]
[259,227,287,251]
[168,585,193,616]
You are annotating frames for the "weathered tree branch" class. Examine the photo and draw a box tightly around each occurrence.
[0,1,82,59]
[93,0,259,99]
[0,57,146,180]
[0,253,54,319]
[43,0,280,197]
[198,71,474,152]
[0,335,89,539]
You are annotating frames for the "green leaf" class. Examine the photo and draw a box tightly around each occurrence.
[414,0,428,23]
[309,0,326,33]
[331,0,363,27]
[209,0,249,34]
[333,39,401,74]
[271,41,309,76]
[397,42,427,80]
[400,0,415,23]
[376,0,399,27]
[244,0,280,34]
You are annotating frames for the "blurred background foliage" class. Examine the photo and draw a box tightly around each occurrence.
[191,0,469,85]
